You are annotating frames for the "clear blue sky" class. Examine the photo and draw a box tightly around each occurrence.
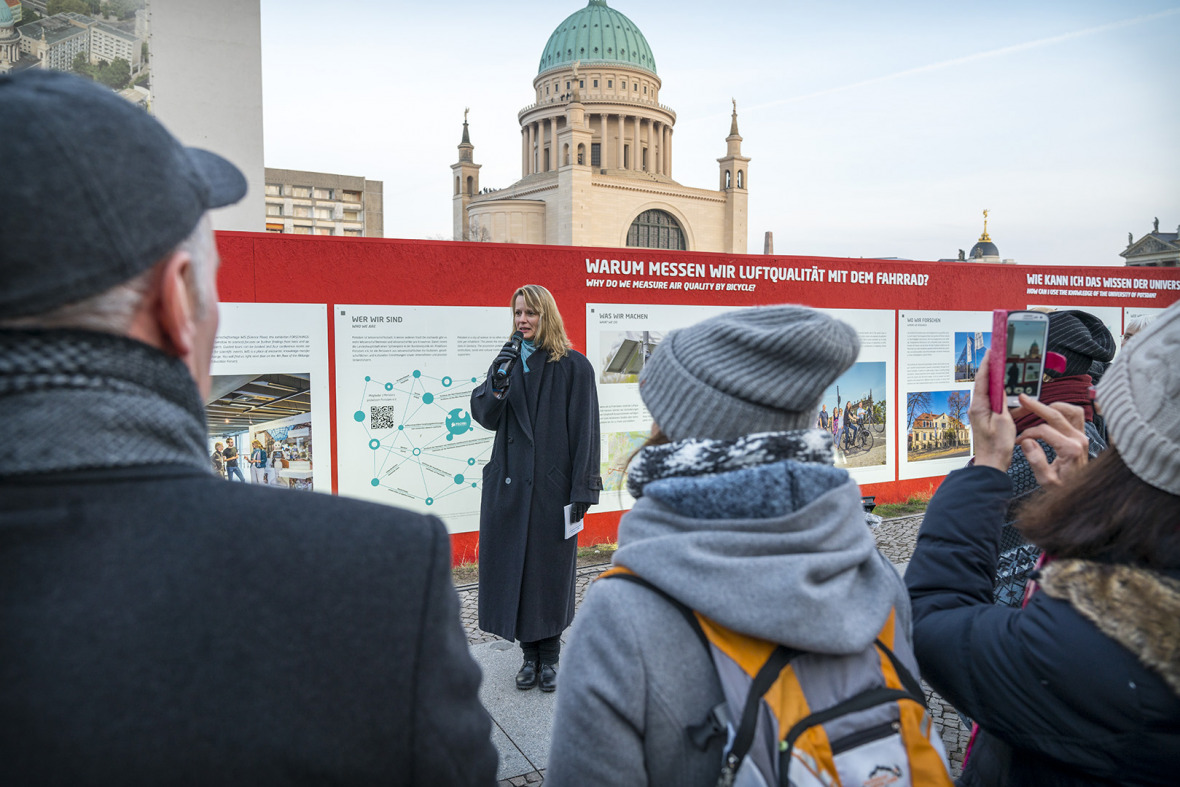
[260,0,1180,266]
[910,389,972,419]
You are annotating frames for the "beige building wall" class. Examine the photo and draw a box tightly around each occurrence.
[149,0,265,232]
[453,2,749,254]
[466,174,735,252]
[264,168,383,238]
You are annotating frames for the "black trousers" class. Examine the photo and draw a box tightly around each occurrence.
[519,634,561,665]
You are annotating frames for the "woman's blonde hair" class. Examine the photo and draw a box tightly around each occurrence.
[511,284,571,361]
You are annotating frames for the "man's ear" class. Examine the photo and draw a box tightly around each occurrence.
[154,249,197,359]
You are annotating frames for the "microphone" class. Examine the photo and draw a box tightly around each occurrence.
[494,331,525,385]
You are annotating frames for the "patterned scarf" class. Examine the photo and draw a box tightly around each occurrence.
[627,429,834,499]
[0,329,210,477]
[1012,374,1094,432]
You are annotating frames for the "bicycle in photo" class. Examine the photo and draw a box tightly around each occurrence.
[864,397,886,434]
[840,421,874,454]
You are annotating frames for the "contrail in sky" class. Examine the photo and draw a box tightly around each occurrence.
[738,7,1180,114]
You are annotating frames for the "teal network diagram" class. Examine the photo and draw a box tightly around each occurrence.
[352,369,492,509]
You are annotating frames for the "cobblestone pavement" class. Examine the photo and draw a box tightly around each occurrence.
[461,514,971,785]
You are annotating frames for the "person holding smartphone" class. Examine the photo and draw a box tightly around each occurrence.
[470,284,602,692]
[989,310,1115,606]
[905,303,1180,786]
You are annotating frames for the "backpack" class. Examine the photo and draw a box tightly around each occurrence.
[600,568,953,787]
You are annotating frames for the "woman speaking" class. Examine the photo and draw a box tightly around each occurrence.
[471,284,602,692]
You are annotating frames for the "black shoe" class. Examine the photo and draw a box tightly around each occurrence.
[539,662,558,692]
[515,659,539,690]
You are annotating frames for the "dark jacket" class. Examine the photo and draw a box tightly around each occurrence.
[0,329,496,786]
[905,467,1180,787]
[992,419,1106,606]
[470,347,601,642]
[0,466,497,785]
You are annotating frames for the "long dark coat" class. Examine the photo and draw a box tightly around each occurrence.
[471,347,601,642]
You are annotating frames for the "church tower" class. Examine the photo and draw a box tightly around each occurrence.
[450,111,481,240]
[717,101,750,253]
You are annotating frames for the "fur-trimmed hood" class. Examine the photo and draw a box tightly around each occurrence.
[1038,559,1180,696]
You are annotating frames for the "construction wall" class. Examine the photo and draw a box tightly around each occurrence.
[214,232,1180,563]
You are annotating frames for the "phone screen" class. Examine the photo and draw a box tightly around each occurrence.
[1004,313,1050,405]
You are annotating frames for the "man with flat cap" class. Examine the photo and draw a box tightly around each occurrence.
[0,71,496,784]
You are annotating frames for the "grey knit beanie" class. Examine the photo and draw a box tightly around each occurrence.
[1096,302,1180,495]
[639,306,860,441]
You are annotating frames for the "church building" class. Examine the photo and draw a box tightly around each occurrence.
[451,0,749,253]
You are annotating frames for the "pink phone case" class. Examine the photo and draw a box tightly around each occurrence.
[990,309,1007,412]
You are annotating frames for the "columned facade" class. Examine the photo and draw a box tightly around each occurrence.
[450,0,748,253]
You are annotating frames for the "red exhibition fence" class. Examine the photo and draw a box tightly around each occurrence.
[215,232,1180,564]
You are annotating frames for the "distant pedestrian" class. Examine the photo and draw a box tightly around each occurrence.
[249,439,267,484]
[211,442,225,477]
[223,437,244,482]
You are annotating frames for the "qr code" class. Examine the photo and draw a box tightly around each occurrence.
[370,405,398,429]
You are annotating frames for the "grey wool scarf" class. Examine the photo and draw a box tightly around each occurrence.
[0,329,210,477]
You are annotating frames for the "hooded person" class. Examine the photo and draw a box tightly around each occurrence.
[991,309,1116,606]
[546,306,916,787]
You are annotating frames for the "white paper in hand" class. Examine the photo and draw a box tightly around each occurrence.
[564,503,583,539]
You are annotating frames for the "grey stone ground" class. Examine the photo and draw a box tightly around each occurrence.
[461,514,972,785]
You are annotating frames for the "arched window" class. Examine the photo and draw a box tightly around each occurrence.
[563,143,570,166]
[627,209,686,250]
[725,170,731,189]
[737,170,744,188]
[466,176,473,196]
[454,176,460,196]
[577,143,586,165]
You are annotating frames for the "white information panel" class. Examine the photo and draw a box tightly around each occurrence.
[587,303,896,511]
[897,310,989,481]
[334,305,504,533]
[210,303,331,491]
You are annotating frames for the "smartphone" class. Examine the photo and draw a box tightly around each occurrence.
[989,310,1050,410]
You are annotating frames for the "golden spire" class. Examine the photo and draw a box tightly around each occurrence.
[979,209,991,242]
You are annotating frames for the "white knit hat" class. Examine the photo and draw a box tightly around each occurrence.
[1096,301,1180,495]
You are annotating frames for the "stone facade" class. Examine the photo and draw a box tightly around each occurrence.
[264,168,384,238]
[453,0,748,253]
[1122,218,1179,267]
[909,412,969,451]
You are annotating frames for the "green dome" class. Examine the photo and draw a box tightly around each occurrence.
[538,0,656,77]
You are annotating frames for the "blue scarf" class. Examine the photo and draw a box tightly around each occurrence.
[521,338,536,372]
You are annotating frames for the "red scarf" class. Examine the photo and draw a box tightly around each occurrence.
[1013,375,1094,433]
